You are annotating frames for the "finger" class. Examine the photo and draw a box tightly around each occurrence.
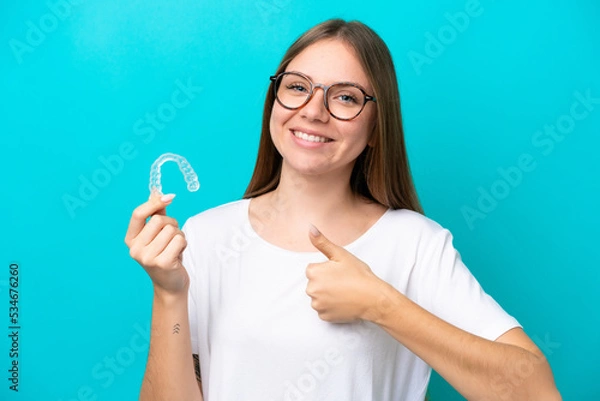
[135,215,180,248]
[142,223,182,262]
[308,224,344,261]
[305,263,315,279]
[148,191,176,217]
[155,232,187,268]
[305,279,318,298]
[125,192,176,245]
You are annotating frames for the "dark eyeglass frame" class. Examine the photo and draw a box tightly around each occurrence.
[269,71,377,121]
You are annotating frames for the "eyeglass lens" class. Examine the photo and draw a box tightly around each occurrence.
[275,73,366,120]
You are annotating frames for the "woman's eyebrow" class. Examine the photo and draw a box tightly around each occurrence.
[289,70,369,88]
[285,70,315,81]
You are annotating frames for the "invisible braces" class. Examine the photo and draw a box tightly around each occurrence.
[149,153,200,195]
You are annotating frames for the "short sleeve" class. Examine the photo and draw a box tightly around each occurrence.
[181,220,199,354]
[416,228,522,341]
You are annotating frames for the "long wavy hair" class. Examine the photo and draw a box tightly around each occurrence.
[242,19,423,214]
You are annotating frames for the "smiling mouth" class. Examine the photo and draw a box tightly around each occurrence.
[291,130,333,143]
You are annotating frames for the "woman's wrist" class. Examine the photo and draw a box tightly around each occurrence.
[360,279,403,324]
[152,284,190,306]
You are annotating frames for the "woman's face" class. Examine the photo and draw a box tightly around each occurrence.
[269,39,377,177]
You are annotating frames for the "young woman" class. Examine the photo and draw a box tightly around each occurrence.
[125,19,561,401]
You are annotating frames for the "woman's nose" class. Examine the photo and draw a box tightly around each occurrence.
[299,86,330,121]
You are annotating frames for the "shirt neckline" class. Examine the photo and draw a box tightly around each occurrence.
[242,197,392,257]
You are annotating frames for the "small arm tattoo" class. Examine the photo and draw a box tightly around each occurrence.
[193,354,201,382]
[173,323,180,334]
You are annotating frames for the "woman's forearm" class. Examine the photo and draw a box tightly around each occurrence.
[364,282,561,401]
[140,288,203,401]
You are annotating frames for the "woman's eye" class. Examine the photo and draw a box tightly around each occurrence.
[337,94,358,104]
[287,84,309,93]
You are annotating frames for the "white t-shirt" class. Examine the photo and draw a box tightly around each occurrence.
[182,198,521,401]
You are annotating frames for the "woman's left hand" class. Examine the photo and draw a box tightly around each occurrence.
[306,225,391,323]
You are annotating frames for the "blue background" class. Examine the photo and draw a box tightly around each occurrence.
[1,0,599,400]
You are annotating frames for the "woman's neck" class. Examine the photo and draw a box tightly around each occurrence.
[267,164,361,228]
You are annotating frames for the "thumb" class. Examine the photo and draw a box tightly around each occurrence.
[149,191,176,216]
[309,224,344,261]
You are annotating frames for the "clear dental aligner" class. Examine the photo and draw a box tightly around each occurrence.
[149,153,200,195]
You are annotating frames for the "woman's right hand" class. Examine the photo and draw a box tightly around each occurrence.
[125,192,189,298]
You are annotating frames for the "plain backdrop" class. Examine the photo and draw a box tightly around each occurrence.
[1,0,599,400]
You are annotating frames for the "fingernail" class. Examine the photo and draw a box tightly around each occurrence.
[160,193,176,203]
[309,224,320,237]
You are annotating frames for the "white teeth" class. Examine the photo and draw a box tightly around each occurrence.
[293,130,330,143]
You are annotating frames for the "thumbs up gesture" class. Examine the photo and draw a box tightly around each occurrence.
[306,224,390,323]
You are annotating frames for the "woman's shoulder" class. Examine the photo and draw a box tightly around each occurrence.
[381,207,451,244]
[385,207,444,231]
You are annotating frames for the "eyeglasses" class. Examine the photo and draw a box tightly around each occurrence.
[270,71,377,121]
